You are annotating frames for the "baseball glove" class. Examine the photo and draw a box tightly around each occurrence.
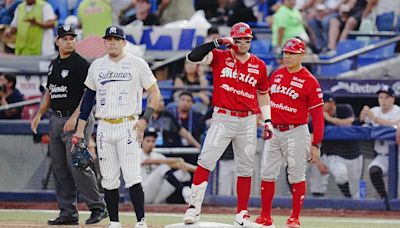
[70,136,93,170]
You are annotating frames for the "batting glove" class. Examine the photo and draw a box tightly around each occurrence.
[216,37,234,46]
[262,121,274,140]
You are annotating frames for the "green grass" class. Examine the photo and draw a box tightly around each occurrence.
[1,210,400,227]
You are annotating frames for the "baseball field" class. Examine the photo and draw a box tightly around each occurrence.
[1,203,400,228]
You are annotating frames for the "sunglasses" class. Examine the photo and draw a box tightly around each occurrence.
[234,39,252,44]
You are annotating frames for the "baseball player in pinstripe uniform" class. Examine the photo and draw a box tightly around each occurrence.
[73,26,161,228]
[255,38,324,228]
[182,22,274,227]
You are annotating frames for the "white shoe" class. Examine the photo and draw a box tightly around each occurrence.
[135,218,147,228]
[233,210,262,228]
[107,221,122,228]
[182,186,191,204]
[183,207,200,224]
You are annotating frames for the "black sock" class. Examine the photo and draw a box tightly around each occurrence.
[369,166,388,198]
[164,169,183,190]
[104,188,119,222]
[129,183,145,222]
[337,182,352,198]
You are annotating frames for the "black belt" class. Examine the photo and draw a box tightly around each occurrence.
[52,109,73,117]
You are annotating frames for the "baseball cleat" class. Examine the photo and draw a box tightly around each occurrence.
[284,217,300,228]
[255,215,275,228]
[107,221,122,228]
[183,206,200,224]
[135,218,147,228]
[233,210,262,228]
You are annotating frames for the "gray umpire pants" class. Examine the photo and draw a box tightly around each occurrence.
[49,114,106,219]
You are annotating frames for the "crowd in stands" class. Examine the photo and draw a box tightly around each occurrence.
[1,0,400,204]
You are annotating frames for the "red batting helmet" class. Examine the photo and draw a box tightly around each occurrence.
[230,22,253,38]
[282,38,306,54]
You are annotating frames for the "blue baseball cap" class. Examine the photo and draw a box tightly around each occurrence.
[323,92,335,102]
[103,26,126,40]
[376,85,395,97]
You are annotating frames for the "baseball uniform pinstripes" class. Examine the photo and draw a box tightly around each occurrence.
[85,53,156,190]
[97,119,142,189]
[85,53,156,119]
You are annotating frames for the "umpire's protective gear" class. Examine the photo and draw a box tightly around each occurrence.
[70,136,93,170]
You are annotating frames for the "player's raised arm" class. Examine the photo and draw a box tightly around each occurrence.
[186,36,234,64]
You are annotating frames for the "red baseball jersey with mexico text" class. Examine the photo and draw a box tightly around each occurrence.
[210,49,269,113]
[269,67,323,125]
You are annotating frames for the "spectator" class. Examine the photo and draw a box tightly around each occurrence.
[174,60,210,106]
[326,0,367,53]
[0,73,23,119]
[309,92,362,199]
[148,95,201,148]
[272,0,309,52]
[360,86,400,210]
[120,0,160,26]
[224,0,257,26]
[362,0,400,31]
[157,0,195,25]
[47,0,68,25]
[141,129,196,204]
[77,0,112,38]
[307,0,341,53]
[167,91,205,145]
[4,0,56,56]
[0,0,22,25]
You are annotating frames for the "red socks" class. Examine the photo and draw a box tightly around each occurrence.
[236,176,252,213]
[192,165,210,185]
[261,181,275,218]
[291,181,306,219]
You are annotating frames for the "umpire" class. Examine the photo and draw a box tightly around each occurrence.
[31,25,107,225]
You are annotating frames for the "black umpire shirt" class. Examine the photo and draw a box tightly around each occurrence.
[46,52,89,112]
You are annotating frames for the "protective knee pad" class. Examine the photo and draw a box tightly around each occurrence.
[369,166,383,179]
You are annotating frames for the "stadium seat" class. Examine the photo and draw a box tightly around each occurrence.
[318,59,353,77]
[158,79,174,103]
[320,39,366,59]
[358,39,397,67]
[250,39,271,55]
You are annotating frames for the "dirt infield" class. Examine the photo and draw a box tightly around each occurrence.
[1,201,400,219]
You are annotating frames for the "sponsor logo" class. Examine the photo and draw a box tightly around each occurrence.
[270,84,299,99]
[220,84,255,99]
[292,76,305,83]
[248,63,259,68]
[49,84,68,99]
[110,27,117,34]
[330,82,384,94]
[225,61,235,68]
[274,78,282,83]
[248,68,259,74]
[98,71,132,85]
[61,70,69,78]
[271,101,298,113]
[290,81,303,89]
[220,67,257,87]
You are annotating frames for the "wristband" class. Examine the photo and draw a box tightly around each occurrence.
[312,143,321,149]
[213,39,220,48]
[141,107,155,122]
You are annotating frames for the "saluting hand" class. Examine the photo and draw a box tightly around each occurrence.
[134,119,147,143]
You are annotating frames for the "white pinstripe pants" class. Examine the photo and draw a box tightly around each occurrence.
[97,119,142,190]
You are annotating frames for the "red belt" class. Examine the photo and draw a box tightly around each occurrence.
[217,108,252,118]
[273,124,301,132]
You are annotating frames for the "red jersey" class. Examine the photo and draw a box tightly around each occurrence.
[210,49,269,113]
[269,67,323,125]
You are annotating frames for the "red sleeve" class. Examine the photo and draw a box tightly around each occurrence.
[310,105,324,145]
[257,61,269,93]
[307,76,323,109]
[210,49,223,69]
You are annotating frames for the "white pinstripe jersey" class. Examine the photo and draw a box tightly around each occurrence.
[85,53,156,119]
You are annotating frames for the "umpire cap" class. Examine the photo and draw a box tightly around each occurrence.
[103,26,126,40]
[57,25,77,38]
[144,128,158,138]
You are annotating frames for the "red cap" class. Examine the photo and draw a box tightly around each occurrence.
[282,38,306,54]
[230,22,253,38]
